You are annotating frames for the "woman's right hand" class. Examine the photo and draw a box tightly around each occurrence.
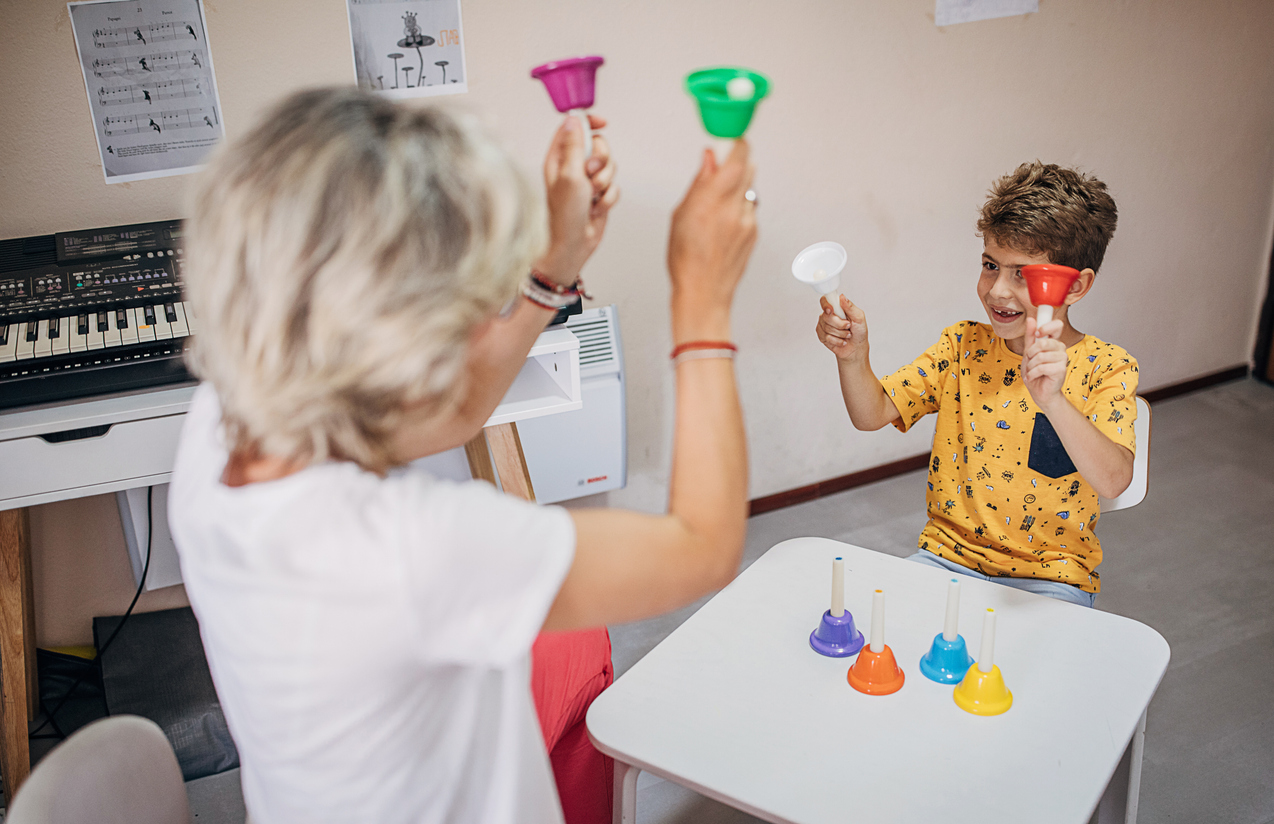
[816,295,870,362]
[667,142,757,341]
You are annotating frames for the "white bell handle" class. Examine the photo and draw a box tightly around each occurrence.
[571,108,593,158]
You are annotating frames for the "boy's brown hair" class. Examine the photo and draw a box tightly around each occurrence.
[977,161,1118,273]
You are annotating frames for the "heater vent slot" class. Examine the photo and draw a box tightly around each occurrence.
[566,307,620,376]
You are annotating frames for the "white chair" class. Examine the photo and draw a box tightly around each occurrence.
[1099,396,1151,513]
[7,715,189,824]
[1092,395,1151,824]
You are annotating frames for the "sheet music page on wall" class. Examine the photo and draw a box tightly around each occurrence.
[68,0,226,184]
[346,0,467,99]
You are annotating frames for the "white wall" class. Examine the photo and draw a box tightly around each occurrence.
[2,0,1272,642]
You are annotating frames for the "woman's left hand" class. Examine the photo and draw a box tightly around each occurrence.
[537,114,619,286]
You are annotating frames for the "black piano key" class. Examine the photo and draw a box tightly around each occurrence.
[97,313,109,332]
[164,302,178,323]
[48,317,60,339]
[144,305,157,325]
[0,325,9,346]
[116,309,129,329]
[25,323,38,342]
[78,314,89,336]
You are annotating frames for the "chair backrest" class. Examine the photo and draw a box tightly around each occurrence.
[1098,396,1151,513]
[7,716,189,824]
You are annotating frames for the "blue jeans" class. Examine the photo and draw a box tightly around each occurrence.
[907,550,1096,608]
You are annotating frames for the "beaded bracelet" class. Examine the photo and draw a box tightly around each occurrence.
[523,275,580,310]
[530,270,593,301]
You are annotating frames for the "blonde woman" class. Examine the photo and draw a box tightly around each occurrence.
[170,87,756,824]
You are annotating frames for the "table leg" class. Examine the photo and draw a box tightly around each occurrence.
[0,507,36,801]
[1124,709,1148,824]
[466,423,535,502]
[485,422,536,502]
[613,759,639,824]
[464,432,498,486]
[1094,707,1147,824]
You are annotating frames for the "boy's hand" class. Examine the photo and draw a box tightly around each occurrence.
[1022,316,1068,412]
[816,295,869,363]
[537,114,620,286]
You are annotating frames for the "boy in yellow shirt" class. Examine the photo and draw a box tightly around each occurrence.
[816,162,1137,606]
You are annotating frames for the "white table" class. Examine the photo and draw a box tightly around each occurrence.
[586,538,1170,824]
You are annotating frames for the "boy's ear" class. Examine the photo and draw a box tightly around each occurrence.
[1064,268,1097,305]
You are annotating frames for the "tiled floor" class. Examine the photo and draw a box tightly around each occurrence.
[608,378,1274,824]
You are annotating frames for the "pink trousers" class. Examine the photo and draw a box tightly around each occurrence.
[531,628,615,824]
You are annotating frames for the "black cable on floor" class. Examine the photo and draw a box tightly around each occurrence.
[28,486,154,741]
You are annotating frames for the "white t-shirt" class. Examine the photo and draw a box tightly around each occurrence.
[168,385,574,824]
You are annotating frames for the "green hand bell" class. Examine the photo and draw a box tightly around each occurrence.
[685,67,771,162]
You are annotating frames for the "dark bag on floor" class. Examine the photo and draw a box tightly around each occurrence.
[94,606,239,781]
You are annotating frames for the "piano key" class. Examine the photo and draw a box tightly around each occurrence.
[97,313,110,333]
[182,301,199,334]
[119,308,139,345]
[69,314,89,353]
[134,306,156,343]
[103,310,123,347]
[51,317,71,356]
[34,320,53,358]
[25,323,39,343]
[16,323,36,360]
[151,303,173,341]
[169,302,190,337]
[47,317,60,339]
[86,312,106,350]
[0,324,17,363]
[164,303,178,323]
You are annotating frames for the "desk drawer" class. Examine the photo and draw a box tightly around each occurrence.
[0,414,186,508]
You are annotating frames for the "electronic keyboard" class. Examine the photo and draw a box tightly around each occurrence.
[0,219,196,411]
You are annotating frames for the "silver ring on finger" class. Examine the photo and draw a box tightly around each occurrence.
[744,189,758,207]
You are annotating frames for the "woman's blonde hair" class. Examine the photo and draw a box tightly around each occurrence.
[185,87,545,472]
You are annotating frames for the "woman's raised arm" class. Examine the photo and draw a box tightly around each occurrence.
[544,142,756,631]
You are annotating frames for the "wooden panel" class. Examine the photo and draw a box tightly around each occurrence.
[486,423,536,503]
[464,434,497,486]
[0,507,34,800]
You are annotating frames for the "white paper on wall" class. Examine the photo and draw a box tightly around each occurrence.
[935,0,1038,26]
[346,0,467,98]
[68,0,226,184]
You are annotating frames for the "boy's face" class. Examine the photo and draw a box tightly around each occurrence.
[977,237,1053,340]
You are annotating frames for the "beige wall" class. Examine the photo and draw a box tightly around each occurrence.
[3,0,1272,644]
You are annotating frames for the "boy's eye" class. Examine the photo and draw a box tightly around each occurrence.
[982,261,997,272]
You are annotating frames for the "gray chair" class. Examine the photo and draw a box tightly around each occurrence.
[7,715,189,824]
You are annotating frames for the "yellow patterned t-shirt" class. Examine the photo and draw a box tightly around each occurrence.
[880,322,1138,593]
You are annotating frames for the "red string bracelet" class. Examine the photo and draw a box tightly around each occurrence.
[670,340,737,360]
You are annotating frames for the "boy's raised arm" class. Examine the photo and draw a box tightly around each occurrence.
[1021,318,1134,499]
[816,295,900,431]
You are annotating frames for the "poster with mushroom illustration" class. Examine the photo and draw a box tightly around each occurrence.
[346,0,467,98]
